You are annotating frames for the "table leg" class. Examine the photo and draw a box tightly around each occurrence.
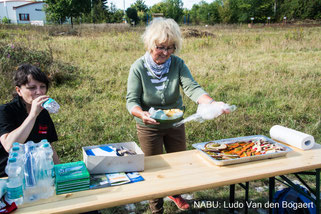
[269,177,275,214]
[316,169,320,214]
[238,182,249,214]
[229,184,235,214]
[245,182,249,214]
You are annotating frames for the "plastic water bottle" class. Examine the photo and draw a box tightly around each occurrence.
[11,146,24,157]
[9,152,23,166]
[9,152,26,190]
[5,157,23,205]
[42,98,60,113]
[37,142,55,199]
[23,141,41,203]
[10,142,24,154]
[0,179,6,199]
[40,140,54,176]
[42,142,54,183]
[24,141,37,188]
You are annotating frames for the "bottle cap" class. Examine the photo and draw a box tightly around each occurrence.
[13,142,20,146]
[11,153,18,158]
[8,158,17,163]
[12,146,20,151]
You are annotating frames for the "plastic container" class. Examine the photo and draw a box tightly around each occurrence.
[0,179,7,198]
[42,98,60,113]
[35,142,55,199]
[5,157,24,205]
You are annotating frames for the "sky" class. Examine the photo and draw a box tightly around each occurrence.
[109,0,212,10]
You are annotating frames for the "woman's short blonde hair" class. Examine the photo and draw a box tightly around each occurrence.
[142,17,182,54]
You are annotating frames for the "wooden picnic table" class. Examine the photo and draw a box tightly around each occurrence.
[16,142,321,214]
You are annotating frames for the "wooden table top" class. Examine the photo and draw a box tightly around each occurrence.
[16,143,321,214]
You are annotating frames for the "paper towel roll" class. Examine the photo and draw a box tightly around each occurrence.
[270,125,315,150]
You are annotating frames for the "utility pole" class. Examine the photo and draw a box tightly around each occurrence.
[4,0,9,18]
[123,0,126,23]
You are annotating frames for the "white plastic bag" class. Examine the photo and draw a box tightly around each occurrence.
[173,103,236,127]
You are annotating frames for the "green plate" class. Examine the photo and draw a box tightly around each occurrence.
[154,116,184,124]
[151,107,185,124]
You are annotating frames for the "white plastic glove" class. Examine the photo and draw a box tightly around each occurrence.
[197,102,236,120]
[173,102,236,127]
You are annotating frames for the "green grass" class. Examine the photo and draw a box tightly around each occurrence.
[0,23,320,213]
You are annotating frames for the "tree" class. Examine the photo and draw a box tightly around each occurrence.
[131,0,149,24]
[150,2,167,16]
[131,0,148,12]
[278,0,321,21]
[164,0,184,22]
[217,0,274,23]
[190,4,201,24]
[45,0,68,24]
[45,0,91,27]
[91,0,108,23]
[218,0,239,23]
[106,3,124,23]
[208,1,222,24]
[237,0,274,23]
[126,7,139,25]
[150,0,183,22]
[189,1,221,25]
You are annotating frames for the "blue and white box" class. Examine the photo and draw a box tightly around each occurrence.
[82,142,144,174]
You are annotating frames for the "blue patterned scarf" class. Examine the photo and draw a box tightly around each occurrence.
[144,52,171,79]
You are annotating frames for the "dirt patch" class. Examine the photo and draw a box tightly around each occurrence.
[48,27,80,36]
[182,28,215,38]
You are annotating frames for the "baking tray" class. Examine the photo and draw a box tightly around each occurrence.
[192,135,292,166]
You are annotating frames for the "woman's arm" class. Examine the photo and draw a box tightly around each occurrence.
[51,144,60,164]
[197,94,214,104]
[0,114,37,152]
[131,106,159,125]
[197,94,230,114]
[0,95,48,152]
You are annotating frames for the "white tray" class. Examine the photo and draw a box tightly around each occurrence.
[192,135,292,166]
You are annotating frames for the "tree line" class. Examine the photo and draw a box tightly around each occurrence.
[45,0,321,26]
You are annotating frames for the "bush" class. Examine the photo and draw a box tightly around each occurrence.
[2,17,11,24]
[0,42,78,101]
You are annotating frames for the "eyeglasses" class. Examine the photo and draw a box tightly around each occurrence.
[155,45,176,53]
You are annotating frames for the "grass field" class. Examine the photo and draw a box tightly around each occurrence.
[0,23,320,213]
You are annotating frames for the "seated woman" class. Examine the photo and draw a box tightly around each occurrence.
[0,63,60,177]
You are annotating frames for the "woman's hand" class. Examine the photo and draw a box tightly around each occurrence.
[29,95,49,117]
[211,101,231,114]
[131,106,160,125]
[140,111,160,125]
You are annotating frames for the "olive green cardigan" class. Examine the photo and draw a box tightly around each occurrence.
[126,55,207,129]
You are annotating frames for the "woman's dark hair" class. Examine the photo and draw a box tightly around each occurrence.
[14,64,50,90]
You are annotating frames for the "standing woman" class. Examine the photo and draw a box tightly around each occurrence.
[0,64,60,177]
[126,18,229,213]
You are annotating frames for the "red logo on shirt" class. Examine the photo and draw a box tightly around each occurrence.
[38,124,48,134]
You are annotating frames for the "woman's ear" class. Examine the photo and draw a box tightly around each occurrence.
[15,86,22,96]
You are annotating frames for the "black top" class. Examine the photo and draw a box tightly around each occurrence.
[0,96,58,177]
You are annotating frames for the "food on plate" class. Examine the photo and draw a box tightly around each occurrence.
[163,109,183,117]
[202,139,286,160]
[151,109,183,121]
[204,142,227,151]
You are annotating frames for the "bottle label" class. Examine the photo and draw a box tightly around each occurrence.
[7,186,23,199]
[42,98,59,113]
[42,98,55,106]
